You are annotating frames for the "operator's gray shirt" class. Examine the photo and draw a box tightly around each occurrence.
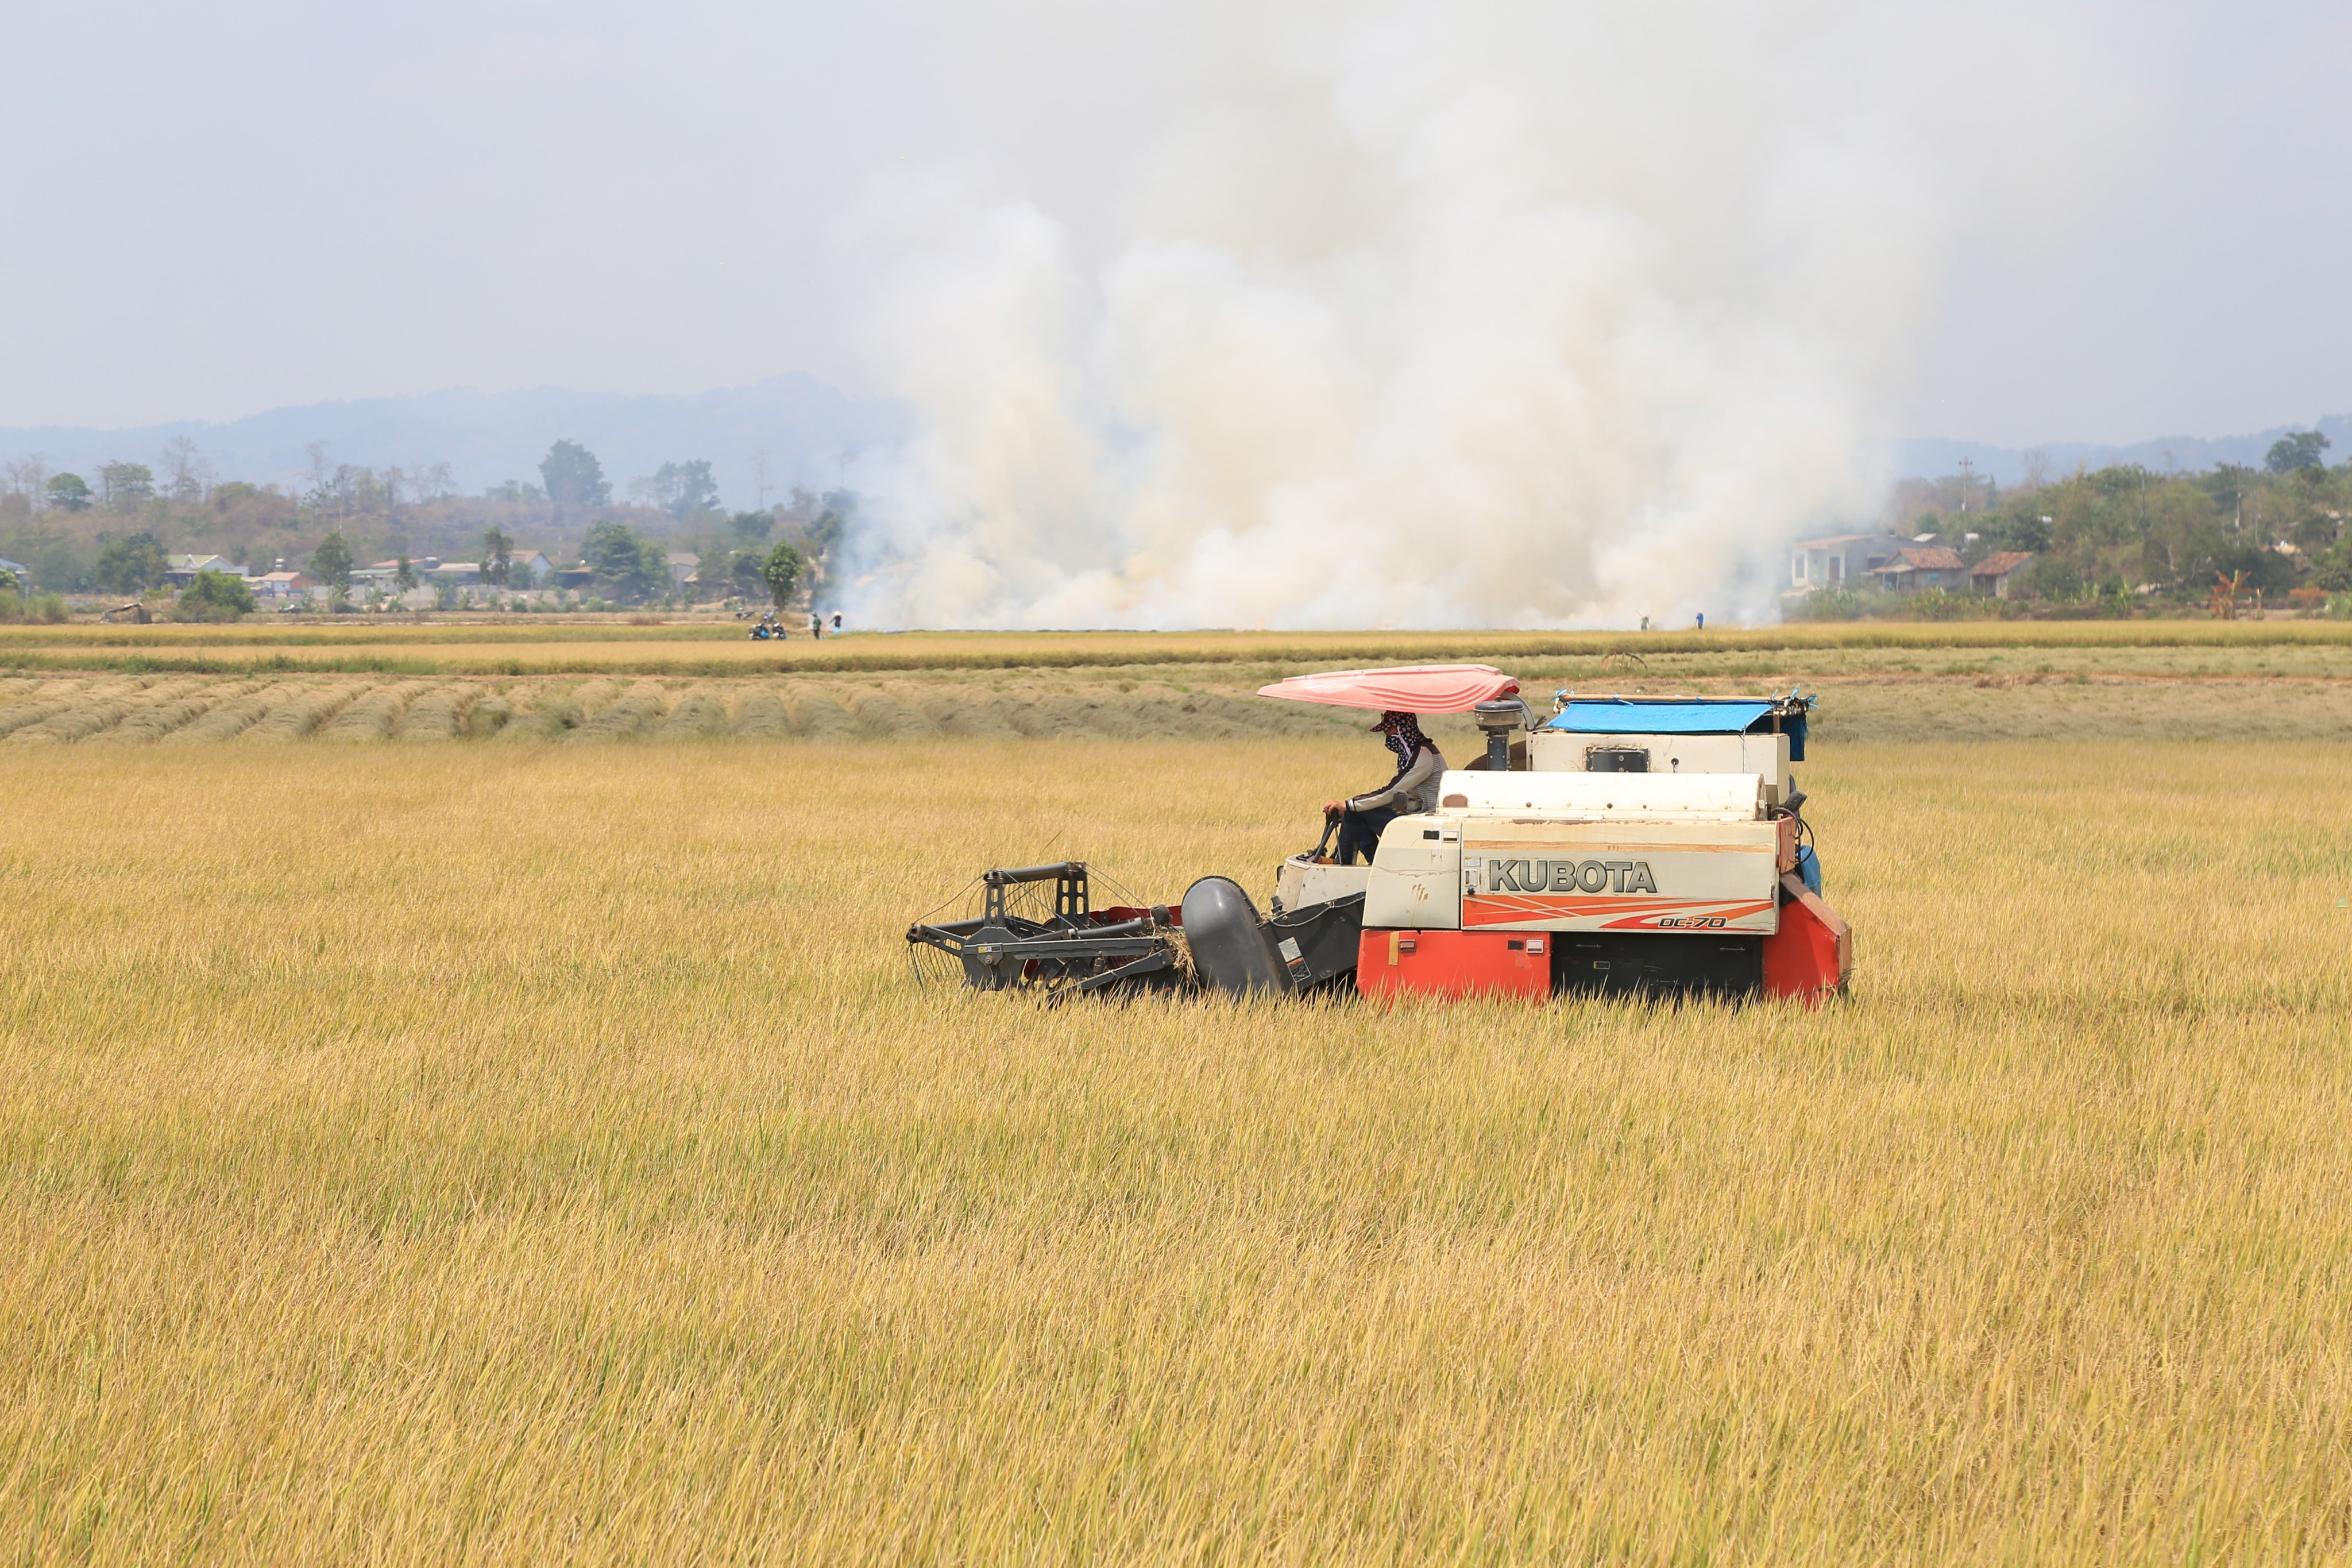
[1349,746,1447,816]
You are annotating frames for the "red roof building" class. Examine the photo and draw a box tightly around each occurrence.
[1970,551,2036,598]
[1871,546,1968,593]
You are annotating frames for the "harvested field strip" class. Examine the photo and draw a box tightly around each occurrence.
[10,618,2352,677]
[842,686,939,739]
[732,688,791,739]
[316,681,437,741]
[393,683,483,741]
[659,684,733,738]
[0,677,101,737]
[497,690,580,741]
[166,680,317,743]
[786,689,858,740]
[243,682,364,740]
[576,679,673,740]
[1,678,208,745]
[92,680,264,743]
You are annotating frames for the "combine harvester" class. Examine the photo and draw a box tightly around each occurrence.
[906,665,1850,1005]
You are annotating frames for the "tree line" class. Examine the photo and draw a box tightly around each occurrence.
[0,435,852,609]
[1806,431,2349,616]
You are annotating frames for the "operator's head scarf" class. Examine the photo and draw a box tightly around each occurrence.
[1372,710,1432,771]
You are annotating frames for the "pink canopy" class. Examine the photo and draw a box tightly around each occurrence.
[1256,663,1521,713]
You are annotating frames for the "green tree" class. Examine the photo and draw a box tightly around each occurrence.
[2266,431,2330,474]
[761,541,805,609]
[581,519,637,579]
[175,569,256,623]
[2314,541,2352,593]
[729,510,773,544]
[810,490,856,558]
[582,520,661,601]
[310,531,355,593]
[99,462,156,509]
[480,527,513,586]
[639,538,674,603]
[395,556,417,592]
[540,440,610,513]
[47,473,92,512]
[32,540,86,592]
[94,532,168,594]
[729,549,768,598]
[652,459,719,520]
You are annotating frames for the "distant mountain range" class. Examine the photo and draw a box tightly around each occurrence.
[0,375,909,509]
[1893,414,2351,486]
[3,378,2341,504]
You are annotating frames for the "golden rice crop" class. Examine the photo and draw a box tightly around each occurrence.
[3,731,2350,1562]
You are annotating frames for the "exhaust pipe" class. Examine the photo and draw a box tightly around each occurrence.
[1473,699,1524,771]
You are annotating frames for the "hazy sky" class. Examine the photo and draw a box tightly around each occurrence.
[3,0,2346,447]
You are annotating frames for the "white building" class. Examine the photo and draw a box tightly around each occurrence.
[1788,534,1910,591]
[504,550,553,585]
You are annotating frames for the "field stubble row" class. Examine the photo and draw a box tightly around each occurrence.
[0,673,1365,747]
[2,737,2349,1561]
[9,663,2352,747]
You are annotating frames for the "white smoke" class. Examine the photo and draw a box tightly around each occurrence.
[839,0,2177,629]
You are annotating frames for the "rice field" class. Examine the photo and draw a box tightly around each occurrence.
[4,644,2351,1561]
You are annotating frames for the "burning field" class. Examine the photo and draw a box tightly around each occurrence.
[4,627,2351,1560]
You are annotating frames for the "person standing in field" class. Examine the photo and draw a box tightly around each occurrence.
[808,611,822,639]
[831,612,842,633]
[1323,710,1446,866]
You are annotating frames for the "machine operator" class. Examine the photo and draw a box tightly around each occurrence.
[1323,709,1446,866]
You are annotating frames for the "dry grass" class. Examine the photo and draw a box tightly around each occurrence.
[4,733,2351,1562]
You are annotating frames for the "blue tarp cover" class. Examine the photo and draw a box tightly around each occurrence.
[1546,698,1779,735]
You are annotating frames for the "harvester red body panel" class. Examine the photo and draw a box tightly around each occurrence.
[1354,929,1551,1000]
[1761,874,1850,1004]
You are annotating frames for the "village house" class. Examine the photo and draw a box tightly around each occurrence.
[1970,551,2035,598]
[163,553,238,586]
[246,570,318,601]
[503,550,553,585]
[1789,534,1909,591]
[1870,545,1969,593]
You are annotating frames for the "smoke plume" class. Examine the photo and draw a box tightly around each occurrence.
[839,0,2172,629]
